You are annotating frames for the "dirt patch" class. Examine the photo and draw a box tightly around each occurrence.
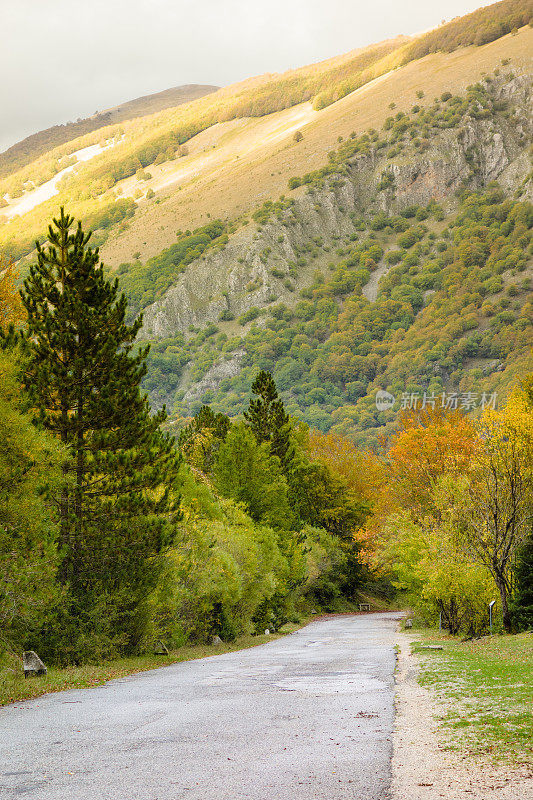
[393,632,533,799]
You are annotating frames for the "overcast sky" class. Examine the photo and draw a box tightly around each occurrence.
[1,0,492,153]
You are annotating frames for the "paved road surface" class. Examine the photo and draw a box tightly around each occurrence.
[0,613,402,800]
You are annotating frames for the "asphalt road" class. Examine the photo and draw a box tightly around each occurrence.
[0,612,402,800]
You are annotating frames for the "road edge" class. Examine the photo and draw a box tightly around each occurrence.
[392,630,533,800]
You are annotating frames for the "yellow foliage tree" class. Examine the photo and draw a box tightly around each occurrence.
[442,388,533,631]
[307,429,388,561]
[381,507,494,634]
[0,258,24,329]
[386,406,479,521]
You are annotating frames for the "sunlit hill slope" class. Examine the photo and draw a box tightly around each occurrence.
[1,0,532,446]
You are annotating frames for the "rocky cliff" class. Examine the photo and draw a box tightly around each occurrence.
[140,73,532,342]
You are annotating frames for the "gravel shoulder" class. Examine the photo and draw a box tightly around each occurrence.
[392,631,533,800]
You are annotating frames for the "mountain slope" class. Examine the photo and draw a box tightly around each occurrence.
[1,2,532,448]
[0,34,413,263]
[0,84,219,179]
[1,4,531,264]
[130,67,532,447]
[101,25,533,267]
[137,68,532,338]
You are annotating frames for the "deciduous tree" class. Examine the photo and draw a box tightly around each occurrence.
[0,350,63,651]
[215,422,293,530]
[443,391,533,631]
[387,406,478,520]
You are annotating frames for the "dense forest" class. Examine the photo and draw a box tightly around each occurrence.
[405,0,533,59]
[1,209,532,686]
[90,73,529,450]
[0,217,379,672]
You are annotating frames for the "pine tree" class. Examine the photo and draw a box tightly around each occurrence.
[244,370,291,463]
[20,208,181,654]
[512,529,533,631]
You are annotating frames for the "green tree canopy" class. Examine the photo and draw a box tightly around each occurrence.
[215,422,293,530]
[244,369,292,464]
[0,350,63,652]
[20,208,182,657]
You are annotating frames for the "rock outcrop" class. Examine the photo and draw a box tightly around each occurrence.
[140,75,532,344]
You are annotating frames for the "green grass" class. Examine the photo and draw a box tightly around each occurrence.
[412,631,533,766]
[0,625,301,708]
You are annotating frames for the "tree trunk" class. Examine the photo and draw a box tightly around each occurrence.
[73,381,85,587]
[58,402,70,584]
[495,574,511,632]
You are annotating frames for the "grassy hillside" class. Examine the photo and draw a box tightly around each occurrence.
[0,36,407,214]
[1,1,532,451]
[0,85,219,180]
[0,36,410,263]
[1,0,531,266]
[100,24,533,267]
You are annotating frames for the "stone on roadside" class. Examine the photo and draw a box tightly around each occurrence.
[264,629,270,635]
[212,635,223,645]
[22,651,47,678]
[404,619,413,629]
[154,640,169,655]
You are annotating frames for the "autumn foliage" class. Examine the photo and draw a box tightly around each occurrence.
[307,429,389,562]
[387,407,479,519]
[0,258,24,329]
[377,388,533,633]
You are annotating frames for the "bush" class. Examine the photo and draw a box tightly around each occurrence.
[238,307,261,325]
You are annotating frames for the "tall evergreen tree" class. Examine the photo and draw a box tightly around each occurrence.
[244,370,292,463]
[20,208,181,654]
[512,528,533,631]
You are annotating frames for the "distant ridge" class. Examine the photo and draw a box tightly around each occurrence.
[0,84,219,179]
[98,84,221,125]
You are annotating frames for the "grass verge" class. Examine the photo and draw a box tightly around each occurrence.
[411,630,533,766]
[0,624,302,708]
